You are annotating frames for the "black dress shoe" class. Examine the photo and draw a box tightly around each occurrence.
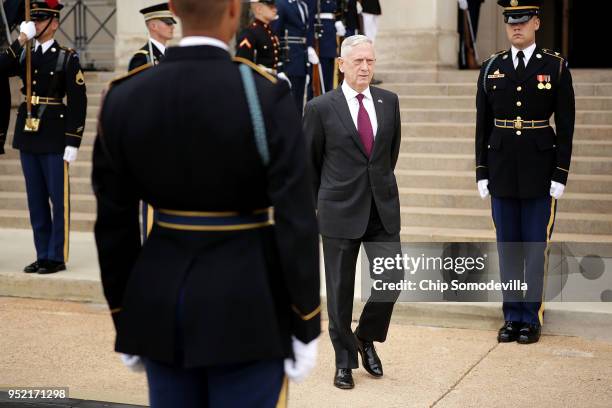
[517,324,541,344]
[355,335,383,377]
[497,321,522,343]
[334,368,354,389]
[24,260,44,273]
[38,261,66,275]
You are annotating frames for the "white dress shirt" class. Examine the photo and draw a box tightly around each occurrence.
[149,37,166,55]
[341,81,378,138]
[511,42,536,69]
[34,38,54,54]
[179,36,230,51]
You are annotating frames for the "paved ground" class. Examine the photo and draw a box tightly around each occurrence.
[1,298,611,408]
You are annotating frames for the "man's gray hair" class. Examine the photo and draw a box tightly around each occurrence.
[340,35,373,58]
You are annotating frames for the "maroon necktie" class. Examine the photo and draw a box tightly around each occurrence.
[356,93,374,157]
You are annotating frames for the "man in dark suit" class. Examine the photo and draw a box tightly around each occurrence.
[128,3,176,72]
[475,0,575,344]
[93,0,321,406]
[303,34,402,390]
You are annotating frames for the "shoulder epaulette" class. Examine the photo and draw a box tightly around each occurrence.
[135,50,149,56]
[542,48,565,61]
[233,57,278,84]
[60,45,76,54]
[107,63,152,89]
[484,50,506,63]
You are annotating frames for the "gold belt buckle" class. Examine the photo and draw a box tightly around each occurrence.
[513,118,523,130]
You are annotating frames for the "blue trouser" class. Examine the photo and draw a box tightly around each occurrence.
[20,152,69,263]
[491,196,557,326]
[288,75,306,117]
[144,358,287,408]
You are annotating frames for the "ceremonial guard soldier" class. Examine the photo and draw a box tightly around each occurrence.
[93,0,320,406]
[236,0,282,72]
[273,0,319,116]
[0,0,87,274]
[308,0,345,94]
[128,2,176,72]
[475,0,575,344]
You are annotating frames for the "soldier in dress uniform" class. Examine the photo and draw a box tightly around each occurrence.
[93,0,320,406]
[236,0,282,72]
[273,0,320,116]
[475,0,575,344]
[0,0,87,274]
[128,2,176,72]
[307,0,345,95]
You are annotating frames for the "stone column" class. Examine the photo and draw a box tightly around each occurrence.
[375,0,458,68]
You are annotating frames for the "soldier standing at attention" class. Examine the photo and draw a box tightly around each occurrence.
[475,0,575,344]
[0,0,87,275]
[93,0,320,406]
[128,2,176,72]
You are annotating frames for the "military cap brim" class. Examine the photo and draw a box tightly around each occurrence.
[140,2,176,24]
[497,0,541,24]
[30,0,64,21]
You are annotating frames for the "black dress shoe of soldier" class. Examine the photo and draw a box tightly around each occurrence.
[334,368,354,389]
[517,324,542,344]
[355,335,383,377]
[497,321,522,343]
[38,261,66,274]
[24,260,44,273]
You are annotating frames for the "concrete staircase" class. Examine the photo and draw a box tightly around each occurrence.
[1,69,612,244]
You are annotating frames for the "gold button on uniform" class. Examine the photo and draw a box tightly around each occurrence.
[516,101,522,107]
[517,86,522,91]
[516,131,522,136]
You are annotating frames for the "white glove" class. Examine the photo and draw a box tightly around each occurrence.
[277,72,292,88]
[458,0,469,10]
[20,21,36,41]
[550,181,565,200]
[120,354,145,373]
[307,47,320,65]
[63,146,78,163]
[335,21,346,37]
[284,336,318,383]
[356,1,363,14]
[478,179,490,200]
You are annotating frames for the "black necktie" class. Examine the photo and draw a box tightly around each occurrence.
[516,50,525,79]
[33,46,43,65]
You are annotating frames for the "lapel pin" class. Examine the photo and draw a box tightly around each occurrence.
[377,99,383,104]
[536,53,542,59]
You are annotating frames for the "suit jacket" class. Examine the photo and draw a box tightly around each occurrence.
[304,86,401,239]
[93,45,321,367]
[475,47,575,198]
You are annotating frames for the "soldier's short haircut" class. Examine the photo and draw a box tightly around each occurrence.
[172,0,230,28]
[340,35,373,59]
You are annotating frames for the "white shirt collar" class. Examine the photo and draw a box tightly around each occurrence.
[341,81,373,102]
[511,42,537,65]
[149,38,166,55]
[34,39,55,54]
[179,36,229,51]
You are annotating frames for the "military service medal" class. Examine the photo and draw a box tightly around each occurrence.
[537,74,551,90]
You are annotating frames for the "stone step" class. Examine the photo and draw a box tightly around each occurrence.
[399,226,612,243]
[383,82,612,97]
[0,175,93,194]
[399,188,612,213]
[0,209,94,231]
[398,95,612,111]
[399,123,612,140]
[377,69,612,84]
[399,109,612,125]
[401,137,612,156]
[0,191,96,213]
[395,170,612,194]
[396,153,612,175]
[399,206,612,235]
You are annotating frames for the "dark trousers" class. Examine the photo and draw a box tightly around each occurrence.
[20,151,69,263]
[491,196,557,326]
[288,75,306,117]
[144,358,287,408]
[322,200,402,369]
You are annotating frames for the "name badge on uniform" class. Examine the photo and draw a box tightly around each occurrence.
[488,69,505,79]
[537,74,552,90]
